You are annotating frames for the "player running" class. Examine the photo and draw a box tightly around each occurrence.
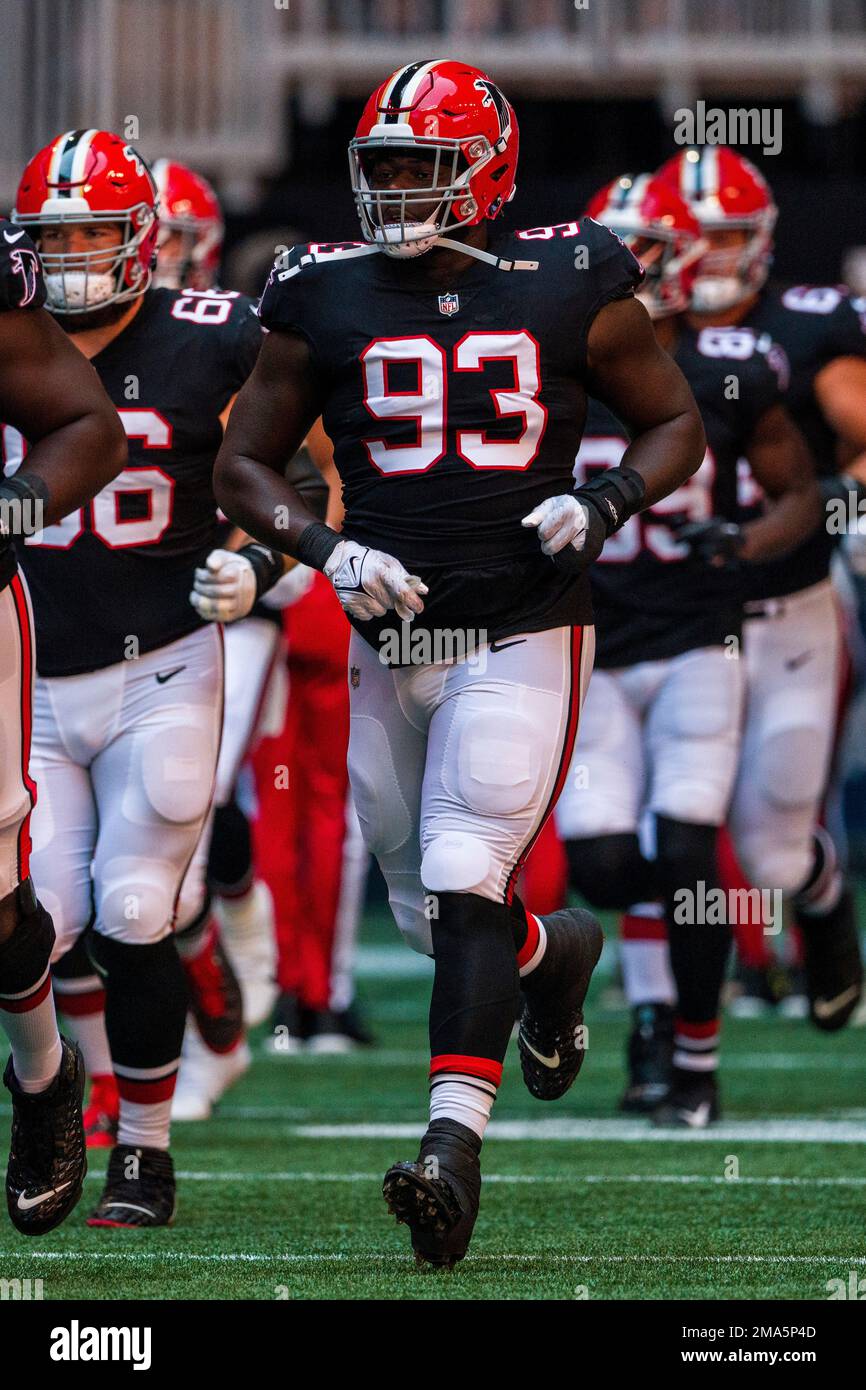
[0,219,127,1232]
[659,146,865,1032]
[10,130,288,1224]
[557,174,818,1124]
[214,60,706,1267]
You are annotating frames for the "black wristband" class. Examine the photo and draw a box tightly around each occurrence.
[295,521,341,572]
[0,473,49,540]
[238,542,285,600]
[574,465,646,537]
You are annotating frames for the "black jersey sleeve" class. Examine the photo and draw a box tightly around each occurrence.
[824,293,866,361]
[225,295,264,390]
[578,217,645,343]
[256,245,323,360]
[0,222,46,311]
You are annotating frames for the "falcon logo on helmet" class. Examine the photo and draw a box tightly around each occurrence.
[151,159,224,291]
[349,58,518,258]
[12,129,158,314]
[586,173,707,320]
[656,147,777,313]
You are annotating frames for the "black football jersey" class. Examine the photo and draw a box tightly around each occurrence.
[581,324,786,669]
[0,221,47,593]
[736,282,866,600]
[257,220,643,656]
[3,287,262,675]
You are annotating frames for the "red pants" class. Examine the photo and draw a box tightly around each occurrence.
[252,576,352,1011]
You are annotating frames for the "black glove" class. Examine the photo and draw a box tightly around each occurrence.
[676,518,744,568]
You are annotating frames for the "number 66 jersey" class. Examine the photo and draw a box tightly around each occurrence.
[3,287,262,676]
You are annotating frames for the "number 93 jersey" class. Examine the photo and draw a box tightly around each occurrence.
[581,323,788,669]
[3,287,262,676]
[258,220,642,647]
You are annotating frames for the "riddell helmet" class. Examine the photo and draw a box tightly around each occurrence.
[13,129,158,314]
[587,173,706,319]
[656,147,777,313]
[349,58,518,258]
[151,158,223,290]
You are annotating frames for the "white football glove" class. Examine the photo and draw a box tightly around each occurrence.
[521,495,590,556]
[324,538,428,622]
[190,549,258,623]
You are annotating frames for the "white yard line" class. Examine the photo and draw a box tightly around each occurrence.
[77,1170,866,1187]
[282,1117,866,1143]
[0,1250,862,1265]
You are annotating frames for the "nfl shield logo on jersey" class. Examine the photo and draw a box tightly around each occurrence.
[350,665,361,688]
[438,292,460,316]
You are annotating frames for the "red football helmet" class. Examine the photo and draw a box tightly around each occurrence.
[349,58,518,257]
[151,158,223,290]
[656,148,777,312]
[13,129,158,314]
[586,173,706,319]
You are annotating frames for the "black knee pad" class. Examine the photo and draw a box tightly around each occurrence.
[654,817,718,902]
[429,892,519,1062]
[0,890,55,995]
[565,834,655,910]
[208,798,253,896]
[88,933,187,1070]
[52,927,96,983]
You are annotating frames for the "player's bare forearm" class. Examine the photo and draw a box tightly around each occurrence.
[585,297,706,506]
[214,329,329,556]
[0,310,127,522]
[740,403,820,562]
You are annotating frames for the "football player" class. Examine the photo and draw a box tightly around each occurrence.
[214,60,706,1267]
[659,147,865,1032]
[0,221,127,1232]
[151,159,224,292]
[557,174,817,1124]
[10,129,287,1224]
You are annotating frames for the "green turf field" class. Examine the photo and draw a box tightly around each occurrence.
[1,907,864,1301]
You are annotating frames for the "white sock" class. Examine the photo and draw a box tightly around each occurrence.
[117,1098,173,1151]
[0,967,63,1094]
[620,904,675,1007]
[429,1074,497,1140]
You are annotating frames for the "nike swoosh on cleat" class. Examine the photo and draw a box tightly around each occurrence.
[813,985,861,1019]
[17,1180,72,1211]
[98,1201,157,1218]
[519,1034,560,1068]
[674,1101,712,1128]
[3,229,25,243]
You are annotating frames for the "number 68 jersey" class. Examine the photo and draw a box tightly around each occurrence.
[2,287,262,676]
[258,220,642,651]
[583,324,788,670]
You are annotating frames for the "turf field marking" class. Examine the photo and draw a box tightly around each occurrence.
[1,1251,864,1265]
[283,1117,866,1143]
[256,1048,865,1071]
[81,1170,866,1187]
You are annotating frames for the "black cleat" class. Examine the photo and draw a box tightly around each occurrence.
[795,888,864,1032]
[182,926,244,1054]
[518,907,603,1101]
[383,1118,481,1270]
[87,1144,176,1228]
[619,1002,675,1113]
[4,1036,86,1236]
[652,1067,720,1129]
[727,960,792,1018]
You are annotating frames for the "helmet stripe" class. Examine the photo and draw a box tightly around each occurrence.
[380,60,429,121]
[47,131,78,189]
[69,130,99,188]
[54,130,88,192]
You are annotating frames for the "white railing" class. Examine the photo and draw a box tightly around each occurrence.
[0,0,283,207]
[3,0,866,206]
